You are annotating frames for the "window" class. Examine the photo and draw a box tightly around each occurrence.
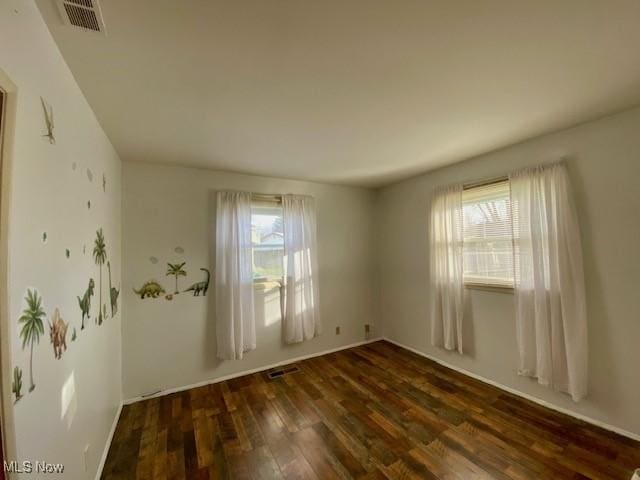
[251,202,284,281]
[462,180,514,288]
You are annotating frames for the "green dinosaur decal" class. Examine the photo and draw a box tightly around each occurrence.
[108,261,120,316]
[12,366,23,403]
[77,278,95,330]
[184,268,210,296]
[134,280,166,299]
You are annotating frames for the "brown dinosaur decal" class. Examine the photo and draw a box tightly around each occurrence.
[48,308,68,360]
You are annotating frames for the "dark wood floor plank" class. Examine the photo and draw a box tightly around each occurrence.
[269,436,319,480]
[102,341,639,480]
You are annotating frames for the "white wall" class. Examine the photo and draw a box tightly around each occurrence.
[122,162,377,399]
[0,1,122,478]
[378,106,640,437]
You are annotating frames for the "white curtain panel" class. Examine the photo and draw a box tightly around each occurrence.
[282,194,321,343]
[430,184,465,354]
[215,191,256,360]
[510,162,588,401]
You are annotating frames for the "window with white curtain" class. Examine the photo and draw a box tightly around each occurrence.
[462,180,514,288]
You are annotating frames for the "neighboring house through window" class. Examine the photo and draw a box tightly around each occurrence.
[251,202,284,281]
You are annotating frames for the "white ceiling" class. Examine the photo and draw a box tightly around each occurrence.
[37,0,640,187]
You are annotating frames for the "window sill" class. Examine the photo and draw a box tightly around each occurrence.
[465,282,514,294]
[253,278,283,291]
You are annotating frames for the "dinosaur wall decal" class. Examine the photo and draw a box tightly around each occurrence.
[77,278,94,330]
[40,97,55,144]
[184,268,211,296]
[107,261,120,316]
[48,308,68,360]
[134,280,166,299]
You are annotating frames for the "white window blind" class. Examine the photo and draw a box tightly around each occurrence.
[462,180,514,287]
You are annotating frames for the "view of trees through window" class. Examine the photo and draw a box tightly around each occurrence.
[251,204,284,280]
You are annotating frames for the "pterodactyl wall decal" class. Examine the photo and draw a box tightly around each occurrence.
[40,97,55,144]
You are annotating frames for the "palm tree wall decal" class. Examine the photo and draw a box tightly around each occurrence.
[93,228,107,325]
[166,262,187,294]
[19,289,45,393]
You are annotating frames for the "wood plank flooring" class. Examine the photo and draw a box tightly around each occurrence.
[102,341,640,479]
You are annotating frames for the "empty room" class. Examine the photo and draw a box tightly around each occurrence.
[0,0,639,479]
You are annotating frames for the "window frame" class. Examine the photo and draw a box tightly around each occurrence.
[462,178,515,293]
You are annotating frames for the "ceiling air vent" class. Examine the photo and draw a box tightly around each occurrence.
[56,0,106,34]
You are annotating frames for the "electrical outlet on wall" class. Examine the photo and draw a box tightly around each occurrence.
[335,326,341,335]
[84,444,90,472]
[364,324,372,339]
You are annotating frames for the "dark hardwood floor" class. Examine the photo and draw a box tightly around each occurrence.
[102,341,639,479]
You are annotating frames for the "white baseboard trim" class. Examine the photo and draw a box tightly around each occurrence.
[382,337,640,442]
[95,401,124,480]
[123,338,382,405]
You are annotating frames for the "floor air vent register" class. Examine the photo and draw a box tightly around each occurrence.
[266,365,301,380]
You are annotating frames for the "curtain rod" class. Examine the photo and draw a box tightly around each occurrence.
[463,175,508,191]
[251,193,283,203]
[461,159,566,191]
